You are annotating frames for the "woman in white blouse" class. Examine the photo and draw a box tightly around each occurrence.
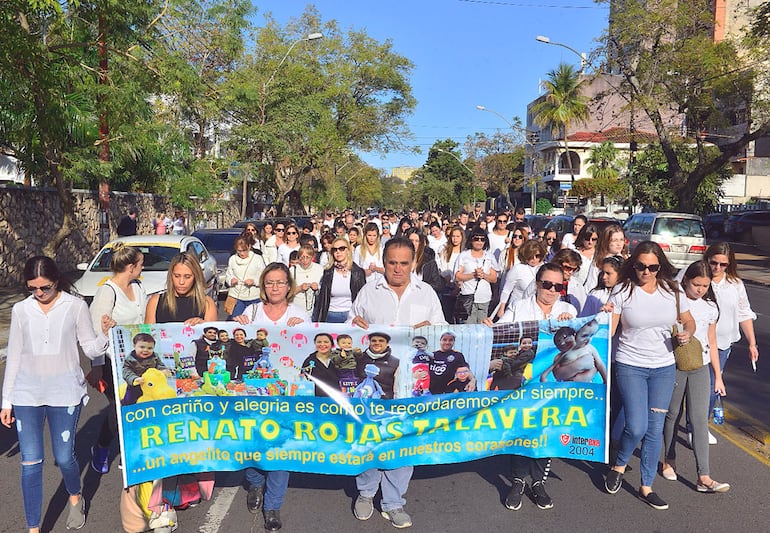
[2,256,115,533]
[496,240,547,319]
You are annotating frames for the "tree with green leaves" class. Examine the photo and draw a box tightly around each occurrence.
[628,142,729,214]
[572,141,626,205]
[224,8,416,215]
[598,0,770,212]
[409,141,477,212]
[531,63,590,184]
[463,131,524,199]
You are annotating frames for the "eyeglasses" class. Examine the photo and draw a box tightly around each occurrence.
[286,231,298,235]
[546,237,556,242]
[709,260,729,269]
[497,219,508,224]
[331,246,348,253]
[539,280,565,292]
[633,262,661,273]
[246,228,257,233]
[512,234,524,240]
[27,284,55,293]
[275,228,285,232]
[264,280,289,288]
[472,236,486,242]
[561,264,577,272]
[589,237,599,242]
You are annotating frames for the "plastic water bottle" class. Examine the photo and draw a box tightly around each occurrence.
[713,395,725,425]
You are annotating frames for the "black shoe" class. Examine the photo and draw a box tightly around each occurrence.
[639,490,668,510]
[264,509,282,531]
[605,469,623,494]
[504,478,526,510]
[247,485,263,514]
[531,481,553,510]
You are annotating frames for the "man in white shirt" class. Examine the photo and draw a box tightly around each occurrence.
[348,237,447,528]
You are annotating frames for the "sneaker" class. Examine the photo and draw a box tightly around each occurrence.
[605,469,623,494]
[353,495,374,520]
[66,496,86,530]
[504,478,526,510]
[639,490,668,510]
[708,431,717,445]
[696,480,730,493]
[531,482,553,510]
[381,507,412,529]
[91,445,110,474]
[264,509,282,531]
[247,485,263,514]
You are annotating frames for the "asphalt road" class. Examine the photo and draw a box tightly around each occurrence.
[0,287,768,533]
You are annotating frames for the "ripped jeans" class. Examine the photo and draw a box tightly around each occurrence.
[614,362,676,487]
[14,404,82,529]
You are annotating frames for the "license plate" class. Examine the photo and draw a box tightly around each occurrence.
[671,244,687,253]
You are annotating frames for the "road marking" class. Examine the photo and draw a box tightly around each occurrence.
[713,403,770,467]
[198,486,238,533]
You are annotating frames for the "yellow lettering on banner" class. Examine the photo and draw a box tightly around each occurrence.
[140,426,162,448]
[359,424,382,445]
[260,419,280,440]
[565,406,588,427]
[498,408,517,427]
[240,419,257,440]
[413,419,430,435]
[523,409,536,428]
[318,422,338,442]
[542,407,560,426]
[473,410,496,430]
[294,421,315,441]
[385,422,403,440]
[189,420,208,441]
[214,420,238,440]
[168,422,184,444]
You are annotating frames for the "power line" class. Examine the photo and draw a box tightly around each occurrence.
[458,0,606,9]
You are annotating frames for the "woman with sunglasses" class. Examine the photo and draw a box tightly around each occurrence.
[700,242,758,444]
[277,223,301,266]
[604,241,695,510]
[499,224,529,276]
[312,237,366,323]
[543,229,559,262]
[453,228,499,324]
[485,263,575,510]
[2,256,116,533]
[496,240,547,320]
[241,222,264,256]
[574,224,600,287]
[522,249,586,314]
[584,224,628,292]
[233,263,308,531]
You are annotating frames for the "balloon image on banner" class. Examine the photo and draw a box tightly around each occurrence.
[110,317,610,487]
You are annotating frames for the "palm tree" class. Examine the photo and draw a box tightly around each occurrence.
[531,63,590,187]
[586,141,620,180]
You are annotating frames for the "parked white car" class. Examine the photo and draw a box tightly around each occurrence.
[71,235,219,302]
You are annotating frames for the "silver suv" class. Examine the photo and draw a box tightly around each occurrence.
[623,212,707,270]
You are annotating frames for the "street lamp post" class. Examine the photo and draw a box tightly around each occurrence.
[475,105,539,213]
[535,35,587,72]
[242,32,323,219]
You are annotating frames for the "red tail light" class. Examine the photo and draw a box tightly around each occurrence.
[657,243,670,251]
[689,245,706,254]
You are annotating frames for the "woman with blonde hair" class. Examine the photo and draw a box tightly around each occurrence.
[145,252,217,325]
[354,222,384,281]
[312,237,366,323]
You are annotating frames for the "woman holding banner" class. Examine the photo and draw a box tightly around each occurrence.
[234,262,309,531]
[486,262,576,511]
[604,241,695,511]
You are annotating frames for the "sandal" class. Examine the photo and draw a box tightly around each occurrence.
[696,480,730,493]
[661,464,677,481]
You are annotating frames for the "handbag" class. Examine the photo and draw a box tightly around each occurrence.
[453,293,475,322]
[672,288,704,371]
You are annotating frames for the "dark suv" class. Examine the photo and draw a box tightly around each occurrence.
[191,228,243,294]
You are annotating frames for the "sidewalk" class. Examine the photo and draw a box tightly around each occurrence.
[0,244,768,357]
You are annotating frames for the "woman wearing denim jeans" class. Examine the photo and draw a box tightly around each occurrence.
[702,243,758,443]
[1,256,115,533]
[604,242,695,510]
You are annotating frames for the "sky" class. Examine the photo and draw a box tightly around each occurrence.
[256,0,609,173]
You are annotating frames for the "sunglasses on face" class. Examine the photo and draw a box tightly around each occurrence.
[589,236,599,242]
[497,219,508,224]
[709,260,729,269]
[472,236,486,242]
[275,228,285,232]
[633,262,661,273]
[546,237,555,242]
[331,246,348,253]
[539,280,565,292]
[27,284,55,294]
[286,231,298,235]
[561,264,577,272]
[512,234,524,240]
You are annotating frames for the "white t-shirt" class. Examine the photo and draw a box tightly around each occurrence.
[688,296,719,366]
[329,270,353,313]
[499,263,540,310]
[500,295,577,323]
[561,232,577,250]
[454,250,499,304]
[487,231,509,263]
[610,284,690,368]
[242,302,311,326]
[277,243,301,266]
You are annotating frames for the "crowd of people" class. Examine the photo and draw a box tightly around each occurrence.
[0,205,760,532]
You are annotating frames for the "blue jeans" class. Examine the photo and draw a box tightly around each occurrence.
[356,466,413,511]
[231,297,260,319]
[244,468,289,511]
[326,310,349,323]
[614,362,676,487]
[14,404,83,529]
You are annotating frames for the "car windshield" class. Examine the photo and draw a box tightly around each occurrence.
[90,245,181,272]
[197,233,239,253]
[652,218,705,238]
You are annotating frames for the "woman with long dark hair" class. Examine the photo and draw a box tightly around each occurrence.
[2,256,115,532]
[605,241,696,510]
[453,228,499,323]
[404,227,444,294]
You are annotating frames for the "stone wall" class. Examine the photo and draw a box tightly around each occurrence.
[0,185,241,287]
